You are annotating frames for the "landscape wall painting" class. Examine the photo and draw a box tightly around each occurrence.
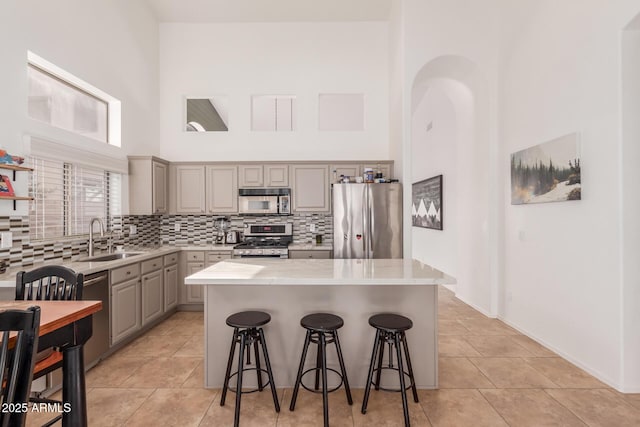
[511,133,581,205]
[412,175,442,230]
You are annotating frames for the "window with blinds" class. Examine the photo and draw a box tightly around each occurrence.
[29,156,122,241]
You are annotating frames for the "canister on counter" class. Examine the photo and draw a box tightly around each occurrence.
[364,168,374,183]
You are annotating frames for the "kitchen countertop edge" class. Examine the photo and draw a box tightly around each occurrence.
[0,245,237,288]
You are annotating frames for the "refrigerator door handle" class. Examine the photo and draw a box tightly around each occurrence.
[362,188,369,258]
[367,185,374,258]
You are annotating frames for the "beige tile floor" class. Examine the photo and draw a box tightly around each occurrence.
[26,287,640,426]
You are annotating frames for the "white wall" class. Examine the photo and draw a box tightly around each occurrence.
[401,0,502,316]
[158,22,389,162]
[0,0,159,215]
[411,86,457,278]
[388,0,405,179]
[501,0,640,391]
[622,15,640,393]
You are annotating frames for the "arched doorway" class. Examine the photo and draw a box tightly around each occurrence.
[410,55,496,314]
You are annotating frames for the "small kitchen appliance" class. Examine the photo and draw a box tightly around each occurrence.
[213,217,231,244]
[225,231,238,244]
[232,223,292,258]
[238,188,291,215]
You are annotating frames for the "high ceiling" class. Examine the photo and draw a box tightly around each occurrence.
[144,0,392,23]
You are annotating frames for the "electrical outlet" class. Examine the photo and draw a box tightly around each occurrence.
[174,223,181,232]
[129,225,137,235]
[309,224,316,233]
[0,232,12,249]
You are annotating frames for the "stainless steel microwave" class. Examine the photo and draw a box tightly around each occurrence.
[238,188,291,215]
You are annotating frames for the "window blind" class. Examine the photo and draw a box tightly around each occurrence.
[29,156,122,241]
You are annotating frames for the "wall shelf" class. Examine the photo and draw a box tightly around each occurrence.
[0,164,33,210]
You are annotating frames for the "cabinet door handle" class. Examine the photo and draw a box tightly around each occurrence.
[126,271,131,275]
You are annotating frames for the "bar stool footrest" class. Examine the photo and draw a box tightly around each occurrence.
[300,367,344,394]
[226,367,272,395]
[370,366,418,394]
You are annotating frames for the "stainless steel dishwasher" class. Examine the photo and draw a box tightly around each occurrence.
[47,270,110,393]
[82,270,110,368]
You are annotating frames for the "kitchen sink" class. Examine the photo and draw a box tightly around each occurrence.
[78,252,144,262]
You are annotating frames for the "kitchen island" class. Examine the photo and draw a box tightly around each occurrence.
[185,258,455,389]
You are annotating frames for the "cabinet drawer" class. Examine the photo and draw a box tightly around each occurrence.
[289,250,332,259]
[186,251,205,262]
[141,256,163,274]
[207,252,231,264]
[111,263,140,284]
[163,252,178,266]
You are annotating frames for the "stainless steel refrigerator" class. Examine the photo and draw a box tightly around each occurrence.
[333,183,403,259]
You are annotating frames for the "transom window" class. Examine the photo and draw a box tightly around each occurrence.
[26,51,121,147]
[28,65,109,143]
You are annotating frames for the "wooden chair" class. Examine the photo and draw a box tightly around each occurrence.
[15,266,84,427]
[0,306,41,427]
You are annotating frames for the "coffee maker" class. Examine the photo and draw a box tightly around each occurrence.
[213,217,230,244]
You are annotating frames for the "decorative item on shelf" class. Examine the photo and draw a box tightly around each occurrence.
[0,175,15,197]
[0,149,24,166]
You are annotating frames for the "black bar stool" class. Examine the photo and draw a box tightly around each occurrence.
[220,311,280,427]
[289,313,353,427]
[361,313,419,427]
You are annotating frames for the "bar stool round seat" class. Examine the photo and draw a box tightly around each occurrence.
[301,312,344,331]
[362,313,419,427]
[290,313,353,427]
[226,310,271,328]
[369,313,413,332]
[221,310,280,427]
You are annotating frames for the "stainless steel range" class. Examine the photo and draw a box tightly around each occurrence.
[232,223,293,258]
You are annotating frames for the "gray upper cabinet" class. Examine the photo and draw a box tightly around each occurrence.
[331,164,361,182]
[206,165,238,214]
[290,164,330,212]
[239,164,289,188]
[168,161,391,214]
[265,164,289,187]
[153,161,168,213]
[174,165,206,213]
[239,165,264,187]
[128,157,169,215]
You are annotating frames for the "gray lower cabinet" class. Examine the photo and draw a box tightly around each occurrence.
[181,250,231,304]
[186,261,205,303]
[164,253,179,311]
[111,263,142,345]
[141,256,164,326]
[141,269,163,326]
[184,250,206,303]
[289,250,332,259]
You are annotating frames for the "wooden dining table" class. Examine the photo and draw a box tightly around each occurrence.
[0,300,102,427]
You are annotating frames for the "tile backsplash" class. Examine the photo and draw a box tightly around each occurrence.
[0,213,333,268]
[160,213,333,245]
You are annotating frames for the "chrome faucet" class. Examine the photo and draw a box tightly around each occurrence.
[88,217,105,257]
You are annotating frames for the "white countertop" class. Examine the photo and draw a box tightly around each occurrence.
[185,258,456,286]
[0,246,182,288]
